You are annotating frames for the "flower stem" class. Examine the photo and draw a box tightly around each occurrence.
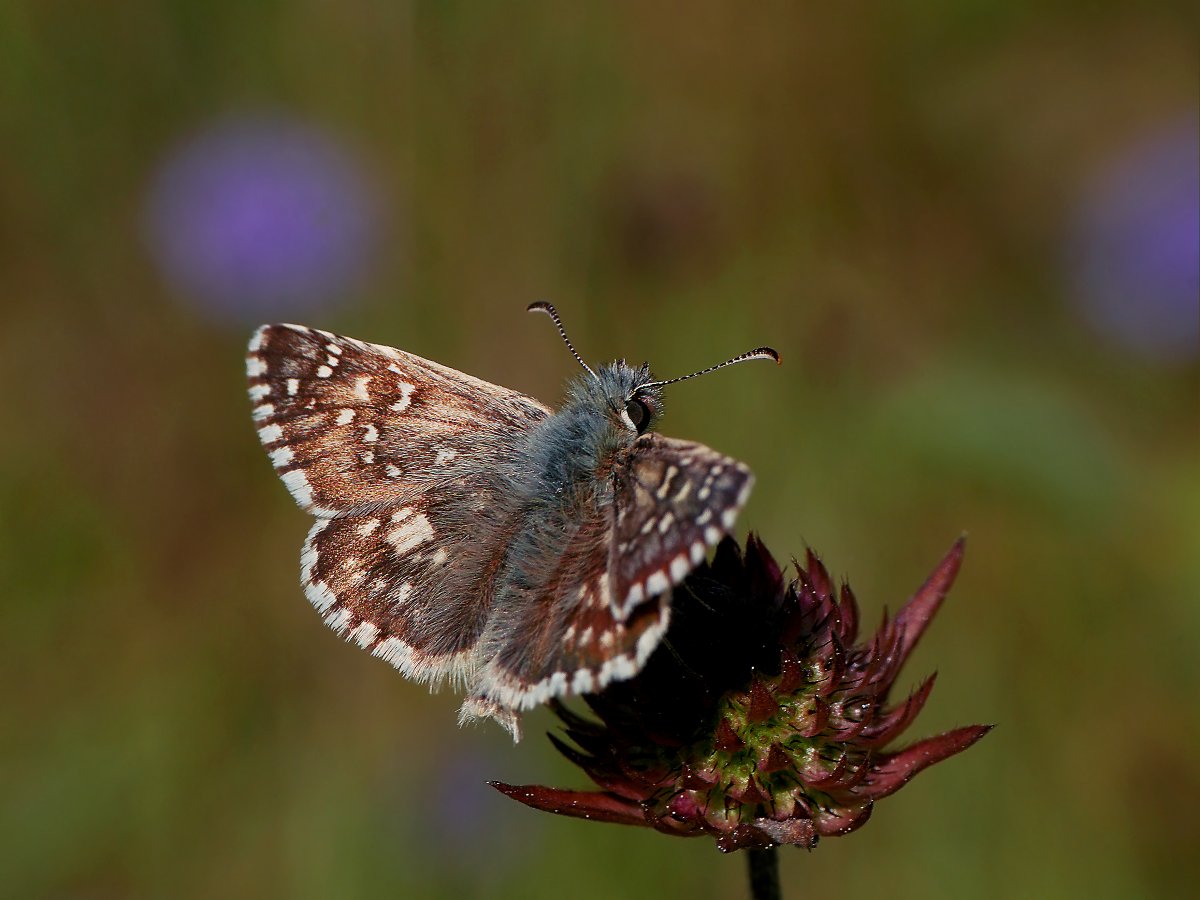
[746,846,781,900]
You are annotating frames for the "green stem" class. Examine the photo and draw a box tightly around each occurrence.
[746,846,781,900]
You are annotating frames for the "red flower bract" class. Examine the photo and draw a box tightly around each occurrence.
[491,536,991,852]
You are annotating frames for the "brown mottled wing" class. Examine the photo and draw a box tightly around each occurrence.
[466,499,673,719]
[464,433,753,718]
[609,433,753,619]
[300,489,520,692]
[247,323,551,688]
[247,323,550,516]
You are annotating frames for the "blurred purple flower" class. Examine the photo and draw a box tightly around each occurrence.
[145,114,380,321]
[1069,116,1199,361]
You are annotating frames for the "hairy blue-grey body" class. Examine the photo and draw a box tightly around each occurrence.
[474,362,662,678]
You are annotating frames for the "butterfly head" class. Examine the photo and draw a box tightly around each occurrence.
[528,301,778,445]
[575,361,665,437]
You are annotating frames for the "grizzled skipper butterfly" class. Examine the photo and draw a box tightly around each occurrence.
[247,303,777,739]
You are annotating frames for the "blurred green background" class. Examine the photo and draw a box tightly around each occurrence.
[1,2,1196,898]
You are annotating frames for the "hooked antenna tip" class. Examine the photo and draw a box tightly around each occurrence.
[526,301,597,380]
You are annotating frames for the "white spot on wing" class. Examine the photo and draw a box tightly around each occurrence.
[599,654,637,685]
[736,479,753,508]
[287,378,300,396]
[362,424,378,442]
[246,356,266,378]
[307,579,337,615]
[386,511,435,555]
[646,571,670,596]
[350,621,379,648]
[625,582,645,607]
[324,605,352,634]
[669,554,689,582]
[391,382,416,412]
[353,375,371,400]
[281,468,315,507]
[656,466,678,499]
[335,409,355,425]
[572,669,595,694]
[258,424,283,444]
[434,448,457,465]
[391,583,414,608]
[270,446,294,467]
[374,636,414,672]
[316,365,333,378]
[635,605,671,665]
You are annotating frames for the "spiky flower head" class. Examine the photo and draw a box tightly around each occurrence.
[492,536,990,852]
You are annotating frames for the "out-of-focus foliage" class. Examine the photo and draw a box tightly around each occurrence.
[0,3,1194,898]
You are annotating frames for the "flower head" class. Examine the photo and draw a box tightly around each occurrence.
[1069,115,1199,361]
[144,113,380,322]
[492,536,990,852]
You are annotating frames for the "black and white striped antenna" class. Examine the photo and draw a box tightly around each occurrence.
[642,347,780,388]
[527,301,598,381]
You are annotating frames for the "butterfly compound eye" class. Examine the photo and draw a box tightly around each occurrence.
[624,398,650,433]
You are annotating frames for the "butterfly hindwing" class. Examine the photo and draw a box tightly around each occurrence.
[301,480,527,689]
[465,497,672,716]
[248,323,551,516]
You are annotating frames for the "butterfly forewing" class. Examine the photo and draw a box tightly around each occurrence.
[248,324,551,516]
[610,434,753,620]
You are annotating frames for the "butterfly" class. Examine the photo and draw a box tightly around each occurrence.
[247,303,778,740]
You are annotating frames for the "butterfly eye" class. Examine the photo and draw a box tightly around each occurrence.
[624,398,651,433]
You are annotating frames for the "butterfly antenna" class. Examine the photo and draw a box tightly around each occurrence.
[642,346,780,389]
[527,301,598,380]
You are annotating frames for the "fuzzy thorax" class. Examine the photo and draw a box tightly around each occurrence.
[528,362,664,495]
